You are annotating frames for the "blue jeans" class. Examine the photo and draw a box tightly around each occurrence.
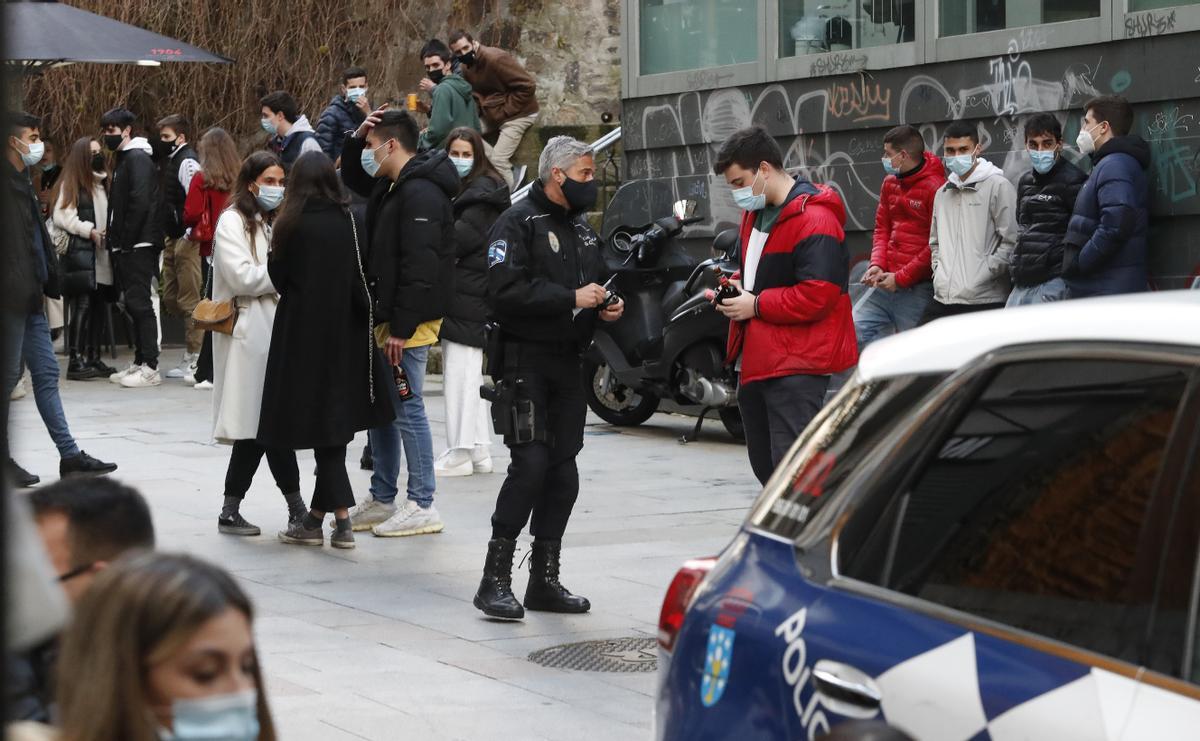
[1006,277,1068,307]
[853,281,933,349]
[3,311,81,458]
[368,345,435,508]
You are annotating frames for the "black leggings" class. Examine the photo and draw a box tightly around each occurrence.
[224,439,300,500]
[312,445,354,513]
[194,260,214,383]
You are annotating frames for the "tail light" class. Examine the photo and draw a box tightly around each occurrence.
[658,557,717,653]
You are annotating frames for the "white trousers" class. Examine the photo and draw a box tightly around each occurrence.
[441,340,492,454]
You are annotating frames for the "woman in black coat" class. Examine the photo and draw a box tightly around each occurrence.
[258,152,392,548]
[435,128,512,477]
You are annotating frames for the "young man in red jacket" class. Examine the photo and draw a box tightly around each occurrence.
[856,125,945,348]
[712,127,858,485]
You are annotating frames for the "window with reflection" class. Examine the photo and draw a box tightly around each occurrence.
[1129,0,1200,10]
[780,0,915,58]
[940,0,1100,37]
[639,0,758,75]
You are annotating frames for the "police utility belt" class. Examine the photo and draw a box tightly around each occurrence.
[479,324,577,446]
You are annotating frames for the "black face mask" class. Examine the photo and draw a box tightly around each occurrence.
[150,137,175,160]
[456,50,477,66]
[560,176,598,212]
[102,134,123,152]
[428,68,446,84]
[91,153,106,172]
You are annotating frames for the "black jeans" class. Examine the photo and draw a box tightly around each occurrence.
[113,248,160,368]
[223,439,300,500]
[312,445,354,513]
[738,373,830,486]
[491,345,587,541]
[918,299,1006,326]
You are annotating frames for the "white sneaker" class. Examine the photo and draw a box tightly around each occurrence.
[165,352,198,379]
[193,380,213,390]
[109,363,139,384]
[345,498,397,532]
[9,376,27,400]
[372,500,444,537]
[472,446,493,474]
[434,450,473,478]
[120,364,162,388]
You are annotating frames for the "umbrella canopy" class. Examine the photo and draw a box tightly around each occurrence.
[4,0,232,67]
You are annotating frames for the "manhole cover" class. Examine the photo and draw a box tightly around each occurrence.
[528,636,658,672]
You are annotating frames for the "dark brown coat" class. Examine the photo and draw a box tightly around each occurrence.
[461,45,539,125]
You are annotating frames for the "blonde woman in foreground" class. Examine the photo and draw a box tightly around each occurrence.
[55,552,277,741]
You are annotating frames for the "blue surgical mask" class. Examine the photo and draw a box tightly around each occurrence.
[360,141,393,178]
[162,690,260,741]
[944,153,975,178]
[260,117,277,135]
[346,86,367,103]
[18,140,44,168]
[731,169,766,212]
[881,155,899,176]
[255,184,285,212]
[452,157,474,178]
[1028,148,1057,175]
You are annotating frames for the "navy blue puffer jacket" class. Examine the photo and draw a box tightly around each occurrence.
[315,96,366,163]
[1063,135,1151,297]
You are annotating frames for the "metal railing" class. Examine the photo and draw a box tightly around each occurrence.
[510,126,622,205]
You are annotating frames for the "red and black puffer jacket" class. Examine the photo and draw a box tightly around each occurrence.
[726,181,859,385]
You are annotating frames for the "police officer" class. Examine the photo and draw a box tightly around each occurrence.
[473,136,624,620]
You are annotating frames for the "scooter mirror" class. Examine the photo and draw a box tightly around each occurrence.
[672,199,698,221]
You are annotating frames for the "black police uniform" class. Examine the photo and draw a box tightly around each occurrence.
[474,178,604,619]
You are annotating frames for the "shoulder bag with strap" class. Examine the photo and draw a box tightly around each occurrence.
[191,213,240,335]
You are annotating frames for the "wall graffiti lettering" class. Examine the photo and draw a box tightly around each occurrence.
[809,52,869,77]
[827,77,892,123]
[1148,106,1194,137]
[1125,9,1176,39]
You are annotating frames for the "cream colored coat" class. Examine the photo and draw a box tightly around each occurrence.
[211,208,278,443]
[50,175,113,285]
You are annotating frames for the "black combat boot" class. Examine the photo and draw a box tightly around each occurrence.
[523,539,591,613]
[473,538,525,619]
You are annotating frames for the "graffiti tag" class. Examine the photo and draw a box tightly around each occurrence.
[809,52,869,78]
[827,78,892,123]
[1125,10,1176,38]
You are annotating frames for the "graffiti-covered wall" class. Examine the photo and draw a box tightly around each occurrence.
[620,32,1200,289]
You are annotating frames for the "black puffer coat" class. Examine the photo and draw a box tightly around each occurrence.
[1010,156,1087,288]
[441,175,510,348]
[2,160,60,316]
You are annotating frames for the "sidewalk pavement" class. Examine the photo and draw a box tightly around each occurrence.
[7,356,760,740]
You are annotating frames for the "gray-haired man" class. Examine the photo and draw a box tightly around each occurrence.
[473,136,624,620]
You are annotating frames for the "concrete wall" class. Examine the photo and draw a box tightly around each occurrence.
[620,32,1200,289]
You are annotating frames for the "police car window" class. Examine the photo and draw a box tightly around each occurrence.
[748,373,942,542]
[847,359,1192,671]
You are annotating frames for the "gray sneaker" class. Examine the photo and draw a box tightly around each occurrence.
[372,500,444,538]
[331,526,356,550]
[278,519,324,546]
[344,498,397,531]
[218,513,261,536]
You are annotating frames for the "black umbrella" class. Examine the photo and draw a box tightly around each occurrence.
[4,0,232,68]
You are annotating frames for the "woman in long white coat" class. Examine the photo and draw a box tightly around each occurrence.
[212,150,305,535]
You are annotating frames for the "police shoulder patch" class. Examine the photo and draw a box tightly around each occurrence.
[488,240,508,267]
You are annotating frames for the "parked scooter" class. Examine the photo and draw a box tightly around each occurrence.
[584,200,743,441]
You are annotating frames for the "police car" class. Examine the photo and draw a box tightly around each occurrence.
[656,290,1200,741]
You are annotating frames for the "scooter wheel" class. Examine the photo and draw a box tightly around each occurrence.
[582,359,659,426]
[718,407,745,441]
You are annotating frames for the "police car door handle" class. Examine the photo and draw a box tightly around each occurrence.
[811,660,883,708]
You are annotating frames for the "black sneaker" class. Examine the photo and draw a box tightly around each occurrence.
[7,458,40,488]
[90,358,118,376]
[218,512,262,536]
[360,445,373,471]
[59,450,118,478]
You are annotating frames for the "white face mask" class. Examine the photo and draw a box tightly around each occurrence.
[1076,123,1103,155]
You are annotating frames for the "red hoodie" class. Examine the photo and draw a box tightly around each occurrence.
[870,150,946,288]
[727,181,859,384]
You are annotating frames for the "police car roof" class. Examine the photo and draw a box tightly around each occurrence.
[857,289,1200,381]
